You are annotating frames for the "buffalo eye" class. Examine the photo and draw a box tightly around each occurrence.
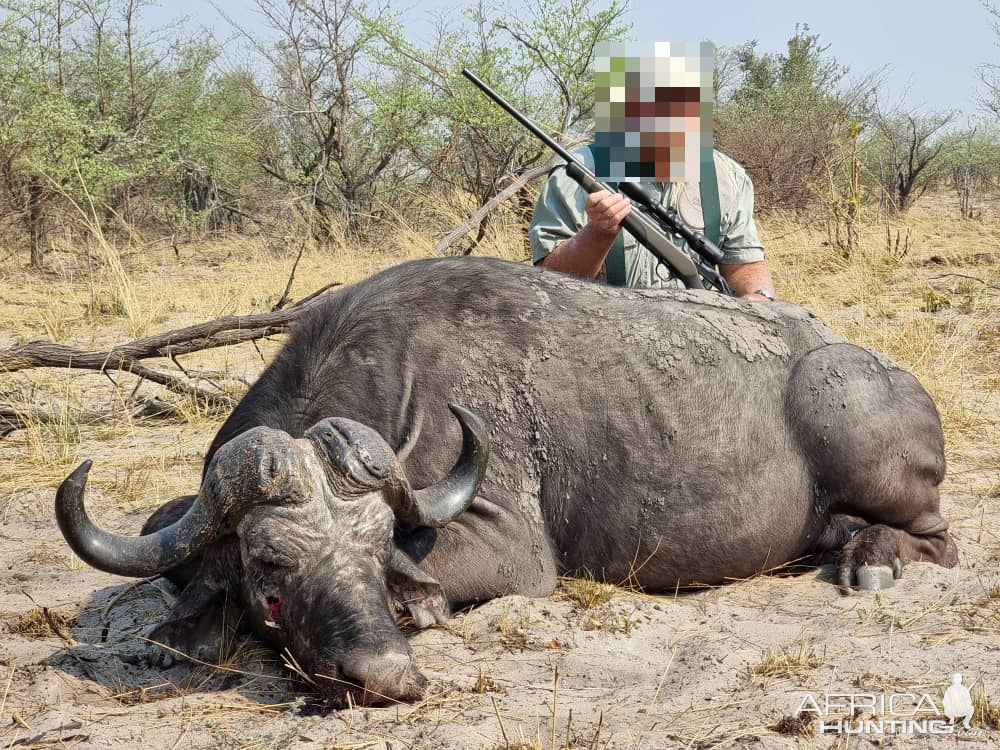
[250,543,298,570]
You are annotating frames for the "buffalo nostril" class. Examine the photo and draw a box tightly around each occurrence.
[339,650,421,700]
[324,431,333,439]
[341,651,408,680]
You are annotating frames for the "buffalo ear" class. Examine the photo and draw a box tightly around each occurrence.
[145,539,244,666]
[387,548,449,629]
[148,588,243,666]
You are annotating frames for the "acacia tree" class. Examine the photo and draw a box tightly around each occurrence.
[227,0,427,237]
[489,0,629,215]
[367,0,629,251]
[937,120,1000,219]
[866,106,955,213]
[0,0,261,266]
[979,1,1000,117]
[0,0,77,267]
[714,25,867,210]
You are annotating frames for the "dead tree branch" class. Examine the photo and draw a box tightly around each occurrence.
[928,273,1000,292]
[433,160,557,256]
[272,240,308,311]
[0,281,343,413]
[0,398,175,434]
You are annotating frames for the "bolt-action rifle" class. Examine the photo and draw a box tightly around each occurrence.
[462,68,732,295]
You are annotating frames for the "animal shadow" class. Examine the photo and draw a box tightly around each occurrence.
[46,579,311,709]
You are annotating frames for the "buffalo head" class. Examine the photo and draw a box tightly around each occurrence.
[55,404,488,706]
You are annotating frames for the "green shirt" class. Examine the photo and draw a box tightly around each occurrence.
[529,147,766,289]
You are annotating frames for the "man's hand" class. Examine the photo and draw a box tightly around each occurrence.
[584,190,631,236]
[538,190,631,279]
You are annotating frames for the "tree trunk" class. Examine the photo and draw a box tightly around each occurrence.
[27,180,47,270]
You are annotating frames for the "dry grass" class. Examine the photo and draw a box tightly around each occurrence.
[972,680,1000,729]
[492,610,534,648]
[3,606,75,639]
[749,642,824,681]
[580,607,643,635]
[767,713,816,737]
[0,205,504,505]
[474,669,505,694]
[555,575,619,609]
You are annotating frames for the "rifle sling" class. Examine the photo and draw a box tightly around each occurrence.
[700,147,722,249]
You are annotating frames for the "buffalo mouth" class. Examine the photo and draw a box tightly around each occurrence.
[309,666,428,709]
[54,404,489,713]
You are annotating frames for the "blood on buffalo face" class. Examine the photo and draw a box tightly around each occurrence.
[55,405,489,705]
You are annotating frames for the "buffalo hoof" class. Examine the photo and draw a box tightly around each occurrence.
[122,617,230,670]
[854,563,902,591]
[837,524,904,593]
[122,639,185,669]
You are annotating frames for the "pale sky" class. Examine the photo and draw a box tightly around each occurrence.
[147,0,998,117]
[633,0,996,117]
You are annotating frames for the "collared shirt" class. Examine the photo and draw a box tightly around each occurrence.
[529,147,766,289]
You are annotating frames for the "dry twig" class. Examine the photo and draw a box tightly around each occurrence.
[433,156,571,256]
[928,273,1000,291]
[0,281,342,427]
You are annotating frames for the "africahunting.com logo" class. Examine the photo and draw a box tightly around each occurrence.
[795,671,992,737]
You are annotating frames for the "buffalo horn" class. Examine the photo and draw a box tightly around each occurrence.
[391,404,489,528]
[54,427,292,578]
[56,460,234,578]
[55,460,226,578]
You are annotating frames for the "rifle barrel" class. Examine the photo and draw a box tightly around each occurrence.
[461,69,577,165]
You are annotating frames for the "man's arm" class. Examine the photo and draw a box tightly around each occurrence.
[543,191,776,296]
[537,191,631,279]
[717,158,774,301]
[719,260,774,301]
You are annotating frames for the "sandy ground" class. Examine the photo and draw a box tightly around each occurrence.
[1,204,998,749]
[1,477,997,749]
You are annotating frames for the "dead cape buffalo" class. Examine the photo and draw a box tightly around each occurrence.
[55,256,957,705]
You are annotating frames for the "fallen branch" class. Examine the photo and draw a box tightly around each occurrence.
[1,283,341,375]
[927,273,1000,292]
[0,280,343,414]
[0,398,176,434]
[2,349,235,409]
[433,159,558,256]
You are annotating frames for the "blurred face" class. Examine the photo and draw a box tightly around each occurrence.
[593,41,715,183]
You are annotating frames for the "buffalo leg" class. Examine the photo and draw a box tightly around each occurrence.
[787,343,958,590]
[834,507,957,590]
[117,495,246,666]
[145,582,243,667]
